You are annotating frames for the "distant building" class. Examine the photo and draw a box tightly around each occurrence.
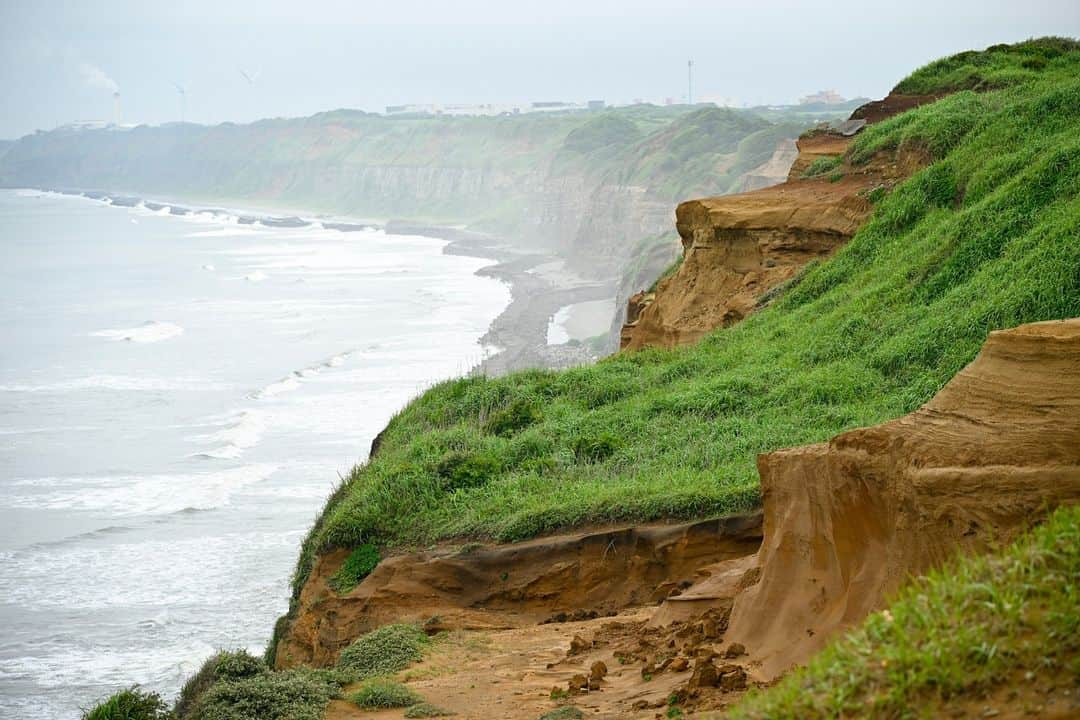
[385,104,437,115]
[799,89,847,105]
[587,100,606,110]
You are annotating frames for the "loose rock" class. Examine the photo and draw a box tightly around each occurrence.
[723,642,746,658]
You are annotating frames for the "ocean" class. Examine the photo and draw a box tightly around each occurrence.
[0,189,510,718]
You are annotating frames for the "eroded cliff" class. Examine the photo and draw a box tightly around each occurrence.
[620,94,937,351]
[665,319,1080,680]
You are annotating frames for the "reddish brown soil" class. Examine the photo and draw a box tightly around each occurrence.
[726,318,1080,678]
[313,320,1079,719]
[619,92,936,352]
[277,515,762,669]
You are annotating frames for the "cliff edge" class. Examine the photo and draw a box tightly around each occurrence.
[620,93,937,350]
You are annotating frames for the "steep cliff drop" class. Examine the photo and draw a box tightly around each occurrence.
[661,319,1080,682]
[284,320,1079,720]
[621,94,937,351]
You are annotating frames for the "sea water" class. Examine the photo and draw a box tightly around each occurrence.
[0,189,510,718]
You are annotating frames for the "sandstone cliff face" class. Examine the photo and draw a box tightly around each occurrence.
[621,94,939,351]
[718,319,1080,679]
[275,515,762,669]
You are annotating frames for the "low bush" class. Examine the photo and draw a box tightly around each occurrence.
[191,668,338,720]
[336,624,429,678]
[82,688,171,720]
[175,650,264,718]
[347,680,422,709]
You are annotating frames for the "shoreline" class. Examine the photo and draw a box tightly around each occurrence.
[386,220,617,374]
[30,187,619,377]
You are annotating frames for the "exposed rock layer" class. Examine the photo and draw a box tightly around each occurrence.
[620,93,939,351]
[275,514,762,669]
[722,319,1080,678]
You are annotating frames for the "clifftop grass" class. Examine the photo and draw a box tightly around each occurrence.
[281,41,1080,612]
[894,36,1080,95]
[282,40,1080,611]
[727,503,1080,719]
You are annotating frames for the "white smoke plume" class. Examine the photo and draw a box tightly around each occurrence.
[79,62,119,93]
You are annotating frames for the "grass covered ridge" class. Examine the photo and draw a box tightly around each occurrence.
[281,39,1080,610]
[274,39,1080,614]
[727,503,1080,719]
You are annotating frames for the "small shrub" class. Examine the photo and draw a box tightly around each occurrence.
[214,650,264,680]
[801,154,843,178]
[435,451,500,490]
[484,398,542,437]
[405,702,455,718]
[573,432,623,463]
[191,668,337,720]
[82,688,171,720]
[330,543,380,593]
[347,680,422,709]
[337,624,429,678]
[176,651,264,719]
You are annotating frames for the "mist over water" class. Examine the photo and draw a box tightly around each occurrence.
[0,189,509,718]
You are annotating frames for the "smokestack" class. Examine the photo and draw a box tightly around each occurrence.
[113,91,121,126]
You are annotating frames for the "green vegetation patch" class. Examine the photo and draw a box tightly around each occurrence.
[329,543,380,593]
[82,687,171,720]
[336,624,430,679]
[894,36,1080,94]
[728,503,1080,719]
[800,154,843,178]
[347,679,423,709]
[174,650,352,720]
[175,650,264,718]
[190,668,339,720]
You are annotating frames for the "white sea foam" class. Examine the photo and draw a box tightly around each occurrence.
[252,375,300,398]
[190,410,268,460]
[91,320,184,343]
[244,270,268,282]
[1,464,278,516]
[202,263,216,271]
[0,375,227,393]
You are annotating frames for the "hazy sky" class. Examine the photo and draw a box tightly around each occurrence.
[1,0,1078,138]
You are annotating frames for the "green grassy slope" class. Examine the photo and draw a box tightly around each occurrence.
[727,502,1080,719]
[285,38,1080,613]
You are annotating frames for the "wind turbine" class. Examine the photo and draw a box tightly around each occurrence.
[172,82,187,123]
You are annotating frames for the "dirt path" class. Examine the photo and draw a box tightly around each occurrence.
[325,608,750,720]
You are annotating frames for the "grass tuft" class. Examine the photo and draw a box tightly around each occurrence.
[800,155,843,178]
[82,687,171,720]
[347,680,422,709]
[336,624,430,679]
[329,543,380,593]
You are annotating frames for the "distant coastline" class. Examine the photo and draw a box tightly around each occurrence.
[33,187,613,375]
